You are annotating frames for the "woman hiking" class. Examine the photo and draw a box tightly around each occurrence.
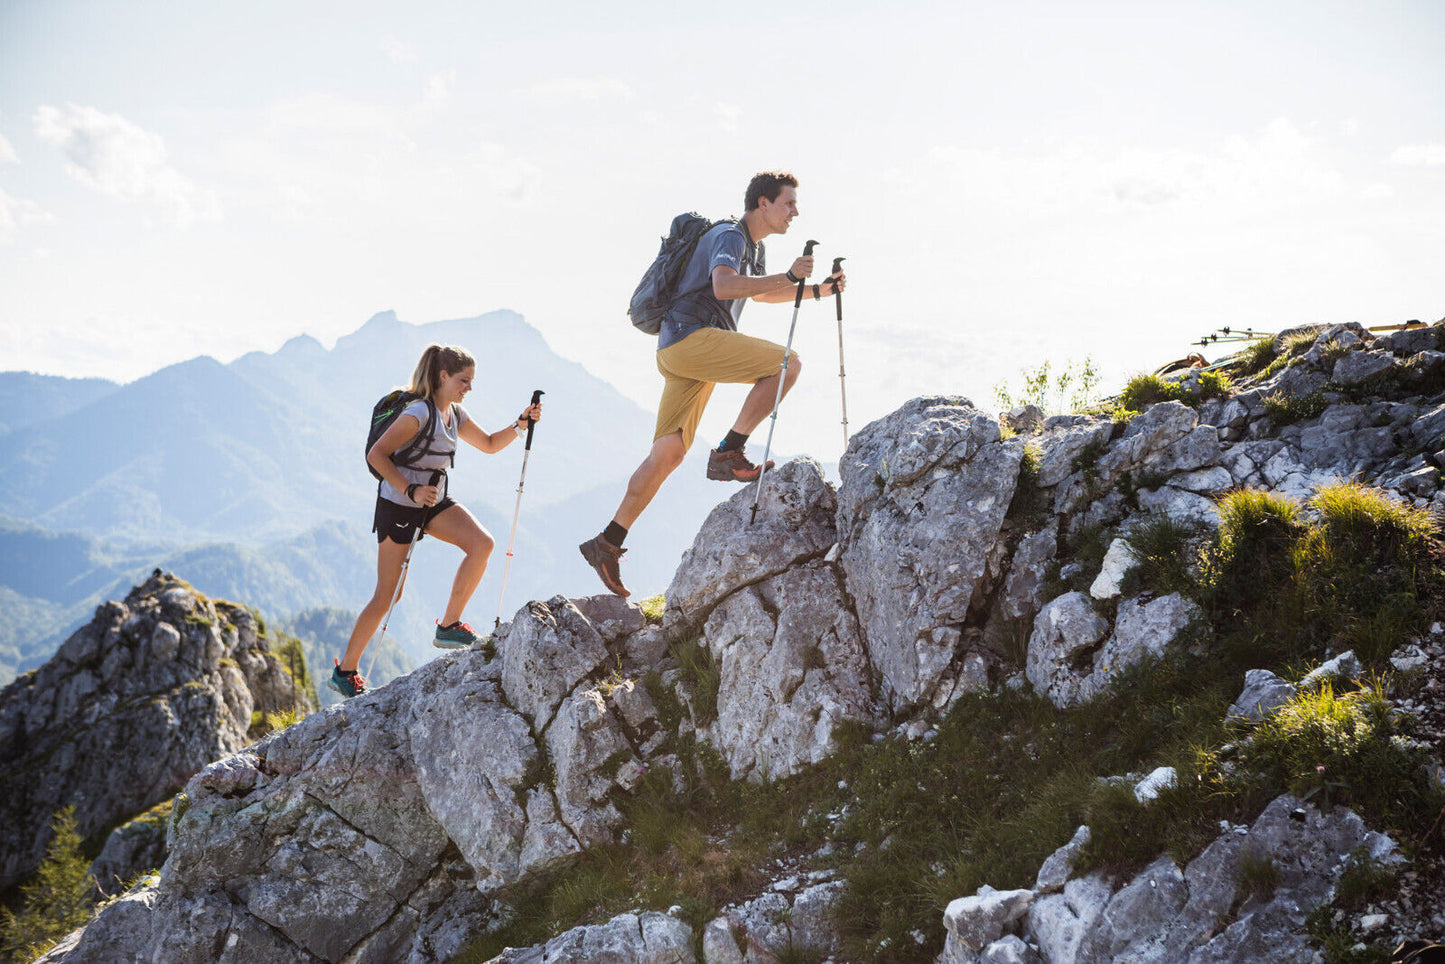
[331,343,544,699]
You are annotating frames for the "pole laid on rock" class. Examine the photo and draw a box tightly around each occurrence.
[496,389,545,627]
[750,240,818,526]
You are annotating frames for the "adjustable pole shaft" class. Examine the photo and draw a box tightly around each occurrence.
[832,256,848,449]
[750,240,818,526]
[496,389,545,627]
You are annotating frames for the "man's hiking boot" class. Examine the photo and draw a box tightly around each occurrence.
[434,621,481,649]
[707,447,774,482]
[579,533,630,598]
[329,659,367,699]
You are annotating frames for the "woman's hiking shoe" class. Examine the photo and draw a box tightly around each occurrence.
[329,659,367,699]
[578,533,630,598]
[706,447,774,482]
[434,621,481,649]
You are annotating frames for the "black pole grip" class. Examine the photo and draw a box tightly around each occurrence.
[793,240,820,309]
[524,389,544,450]
[831,256,846,321]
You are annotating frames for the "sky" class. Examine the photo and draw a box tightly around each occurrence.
[2,0,1443,464]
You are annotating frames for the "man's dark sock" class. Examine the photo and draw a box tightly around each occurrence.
[337,667,357,677]
[719,430,748,453]
[603,521,628,547]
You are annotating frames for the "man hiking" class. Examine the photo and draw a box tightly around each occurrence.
[580,170,846,597]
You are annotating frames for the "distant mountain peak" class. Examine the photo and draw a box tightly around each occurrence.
[363,309,400,327]
[277,333,325,356]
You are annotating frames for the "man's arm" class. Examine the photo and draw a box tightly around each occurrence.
[711,251,848,300]
[710,264,802,302]
[747,270,847,304]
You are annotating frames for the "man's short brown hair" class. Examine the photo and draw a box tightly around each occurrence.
[744,171,798,211]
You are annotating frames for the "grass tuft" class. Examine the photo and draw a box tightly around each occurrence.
[637,595,666,624]
[671,639,721,726]
[1236,337,1280,376]
[1121,514,1201,597]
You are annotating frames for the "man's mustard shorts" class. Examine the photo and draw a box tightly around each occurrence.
[654,327,799,452]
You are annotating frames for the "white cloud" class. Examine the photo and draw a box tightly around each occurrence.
[1390,144,1445,166]
[32,103,220,227]
[265,92,417,151]
[470,143,542,202]
[715,102,741,135]
[420,70,456,117]
[522,77,635,104]
[1361,183,1394,201]
[385,38,418,65]
[0,186,52,243]
[892,119,1344,222]
[0,132,17,165]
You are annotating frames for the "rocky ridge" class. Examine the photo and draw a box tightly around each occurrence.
[31,320,1445,962]
[0,571,315,893]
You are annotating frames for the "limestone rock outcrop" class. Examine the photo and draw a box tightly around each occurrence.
[32,318,1445,962]
[938,794,1402,964]
[838,397,1023,714]
[0,571,313,889]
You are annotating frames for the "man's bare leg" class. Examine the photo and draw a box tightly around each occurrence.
[579,431,686,597]
[614,431,686,529]
[731,355,802,435]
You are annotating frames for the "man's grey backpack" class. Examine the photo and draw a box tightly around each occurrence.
[627,213,733,335]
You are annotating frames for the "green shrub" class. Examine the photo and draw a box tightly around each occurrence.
[0,808,96,963]
[263,708,305,733]
[636,595,666,624]
[1237,682,1439,828]
[1196,370,1232,401]
[994,358,1102,415]
[1117,371,1231,412]
[1262,391,1328,426]
[1119,374,1175,411]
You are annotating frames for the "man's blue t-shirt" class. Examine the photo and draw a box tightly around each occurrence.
[657,221,765,350]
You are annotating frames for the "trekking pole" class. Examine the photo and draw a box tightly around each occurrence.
[750,240,818,526]
[378,468,443,646]
[496,389,545,628]
[831,256,848,449]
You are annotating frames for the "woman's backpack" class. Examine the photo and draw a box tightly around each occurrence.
[366,390,439,481]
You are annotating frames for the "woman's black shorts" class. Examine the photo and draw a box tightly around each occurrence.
[373,496,456,545]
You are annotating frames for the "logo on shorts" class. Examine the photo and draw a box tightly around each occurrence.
[395,521,408,529]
